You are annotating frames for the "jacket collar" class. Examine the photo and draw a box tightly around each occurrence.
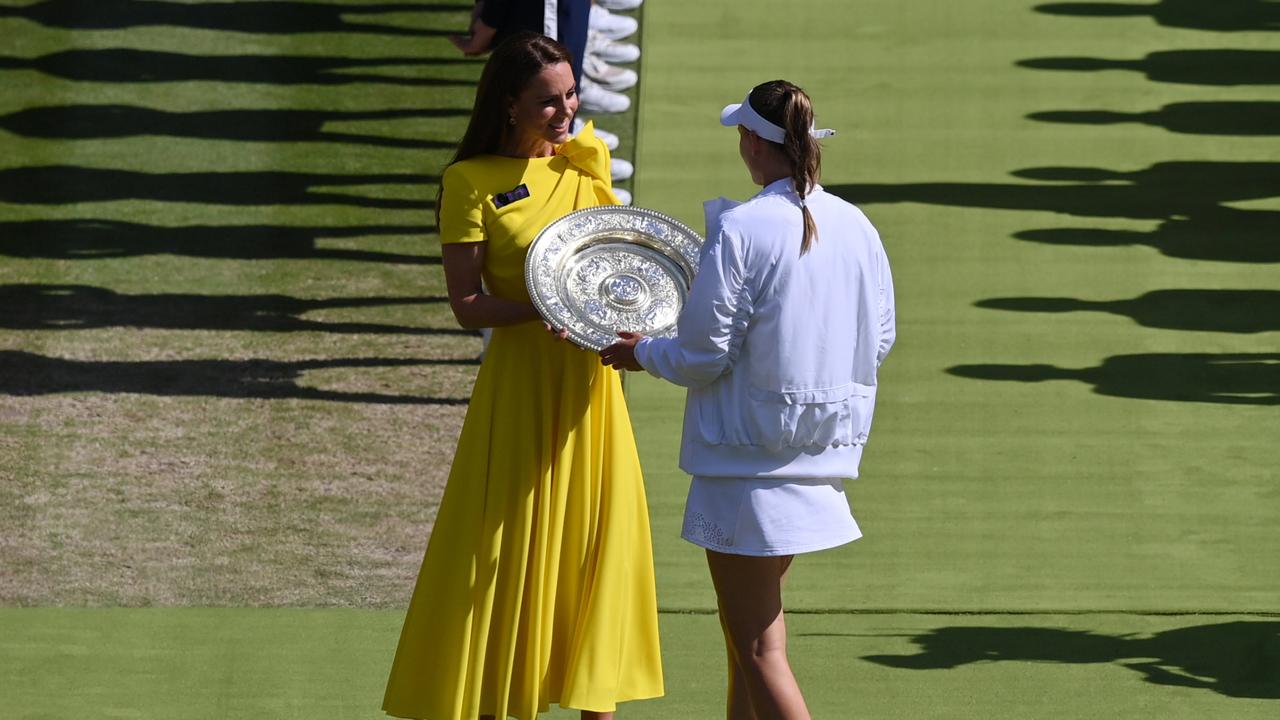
[757,177,823,202]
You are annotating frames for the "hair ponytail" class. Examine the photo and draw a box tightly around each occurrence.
[748,81,823,255]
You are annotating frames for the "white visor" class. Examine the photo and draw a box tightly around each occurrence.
[720,92,835,144]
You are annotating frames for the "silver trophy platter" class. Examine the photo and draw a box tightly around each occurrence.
[525,205,705,351]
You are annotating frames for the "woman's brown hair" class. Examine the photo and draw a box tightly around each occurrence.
[748,80,823,255]
[436,32,575,226]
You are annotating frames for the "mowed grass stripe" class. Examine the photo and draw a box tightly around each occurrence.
[629,0,1280,613]
[0,5,486,609]
[2,608,1276,719]
[0,1,654,608]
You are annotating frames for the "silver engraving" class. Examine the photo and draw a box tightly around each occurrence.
[525,206,705,351]
[602,273,646,307]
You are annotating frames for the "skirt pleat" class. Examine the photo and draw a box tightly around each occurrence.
[383,323,663,720]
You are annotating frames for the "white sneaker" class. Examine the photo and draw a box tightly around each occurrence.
[613,187,632,205]
[572,116,619,150]
[587,31,640,63]
[580,78,630,113]
[598,0,643,10]
[611,158,634,182]
[589,4,638,40]
[584,53,637,91]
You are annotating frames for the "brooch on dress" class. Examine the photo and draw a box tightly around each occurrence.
[493,183,530,209]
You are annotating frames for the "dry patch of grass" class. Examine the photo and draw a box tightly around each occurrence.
[1,388,468,608]
[0,0,641,610]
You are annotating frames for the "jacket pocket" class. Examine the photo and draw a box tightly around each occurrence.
[744,382,876,451]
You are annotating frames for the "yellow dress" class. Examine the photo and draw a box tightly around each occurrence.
[383,125,664,720]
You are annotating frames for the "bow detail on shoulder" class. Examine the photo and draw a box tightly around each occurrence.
[556,121,611,184]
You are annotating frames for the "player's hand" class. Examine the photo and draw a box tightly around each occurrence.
[599,331,645,371]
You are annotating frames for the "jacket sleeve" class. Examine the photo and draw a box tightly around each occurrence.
[875,242,896,367]
[634,226,750,388]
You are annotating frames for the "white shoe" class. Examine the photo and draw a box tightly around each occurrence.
[613,187,632,205]
[584,53,637,91]
[611,158,634,182]
[572,116,620,150]
[580,78,630,113]
[598,0,643,9]
[587,31,640,64]
[589,4,638,40]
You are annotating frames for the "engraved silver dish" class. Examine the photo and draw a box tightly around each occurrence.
[525,205,705,351]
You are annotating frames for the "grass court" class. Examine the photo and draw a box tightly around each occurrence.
[1,0,1277,717]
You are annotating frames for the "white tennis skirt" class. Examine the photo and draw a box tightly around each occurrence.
[681,476,862,557]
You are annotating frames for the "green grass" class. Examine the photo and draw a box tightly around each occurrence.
[0,3,481,607]
[634,0,1280,614]
[2,608,1277,719]
[0,1,642,608]
[3,0,1279,716]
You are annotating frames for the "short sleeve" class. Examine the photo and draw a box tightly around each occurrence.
[439,163,486,245]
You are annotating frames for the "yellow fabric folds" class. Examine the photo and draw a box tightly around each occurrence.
[383,126,663,720]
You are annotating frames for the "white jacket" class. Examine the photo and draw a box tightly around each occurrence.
[635,179,896,479]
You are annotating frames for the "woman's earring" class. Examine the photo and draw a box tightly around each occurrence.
[508,114,516,126]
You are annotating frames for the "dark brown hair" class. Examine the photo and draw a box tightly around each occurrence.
[436,32,574,226]
[748,80,823,255]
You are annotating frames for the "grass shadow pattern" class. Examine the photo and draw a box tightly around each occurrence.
[1017,49,1280,86]
[832,161,1280,222]
[0,166,439,209]
[1034,1,1280,32]
[975,290,1280,334]
[863,621,1280,699]
[0,0,469,35]
[833,32,1280,405]
[0,48,481,86]
[0,0,477,407]
[0,351,473,404]
[1027,101,1280,136]
[0,220,441,263]
[1011,212,1280,263]
[0,105,464,148]
[829,161,1280,266]
[947,353,1280,405]
[0,284,471,335]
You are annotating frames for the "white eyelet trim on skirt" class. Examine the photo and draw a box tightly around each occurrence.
[681,476,861,557]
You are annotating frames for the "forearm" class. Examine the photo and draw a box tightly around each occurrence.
[450,292,541,330]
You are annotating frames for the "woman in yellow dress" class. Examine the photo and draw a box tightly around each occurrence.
[382,33,663,720]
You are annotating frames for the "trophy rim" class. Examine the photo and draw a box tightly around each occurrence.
[524,205,704,351]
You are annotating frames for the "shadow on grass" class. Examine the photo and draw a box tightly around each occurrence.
[0,351,474,404]
[975,289,1280,334]
[1011,211,1280,263]
[0,49,480,86]
[0,166,439,209]
[0,220,440,264]
[0,0,470,36]
[1034,1,1280,33]
[0,105,465,148]
[947,353,1280,405]
[0,284,471,335]
[1028,101,1280,136]
[860,621,1280,699]
[1017,49,1280,86]
[831,161,1280,220]
[828,162,1280,265]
